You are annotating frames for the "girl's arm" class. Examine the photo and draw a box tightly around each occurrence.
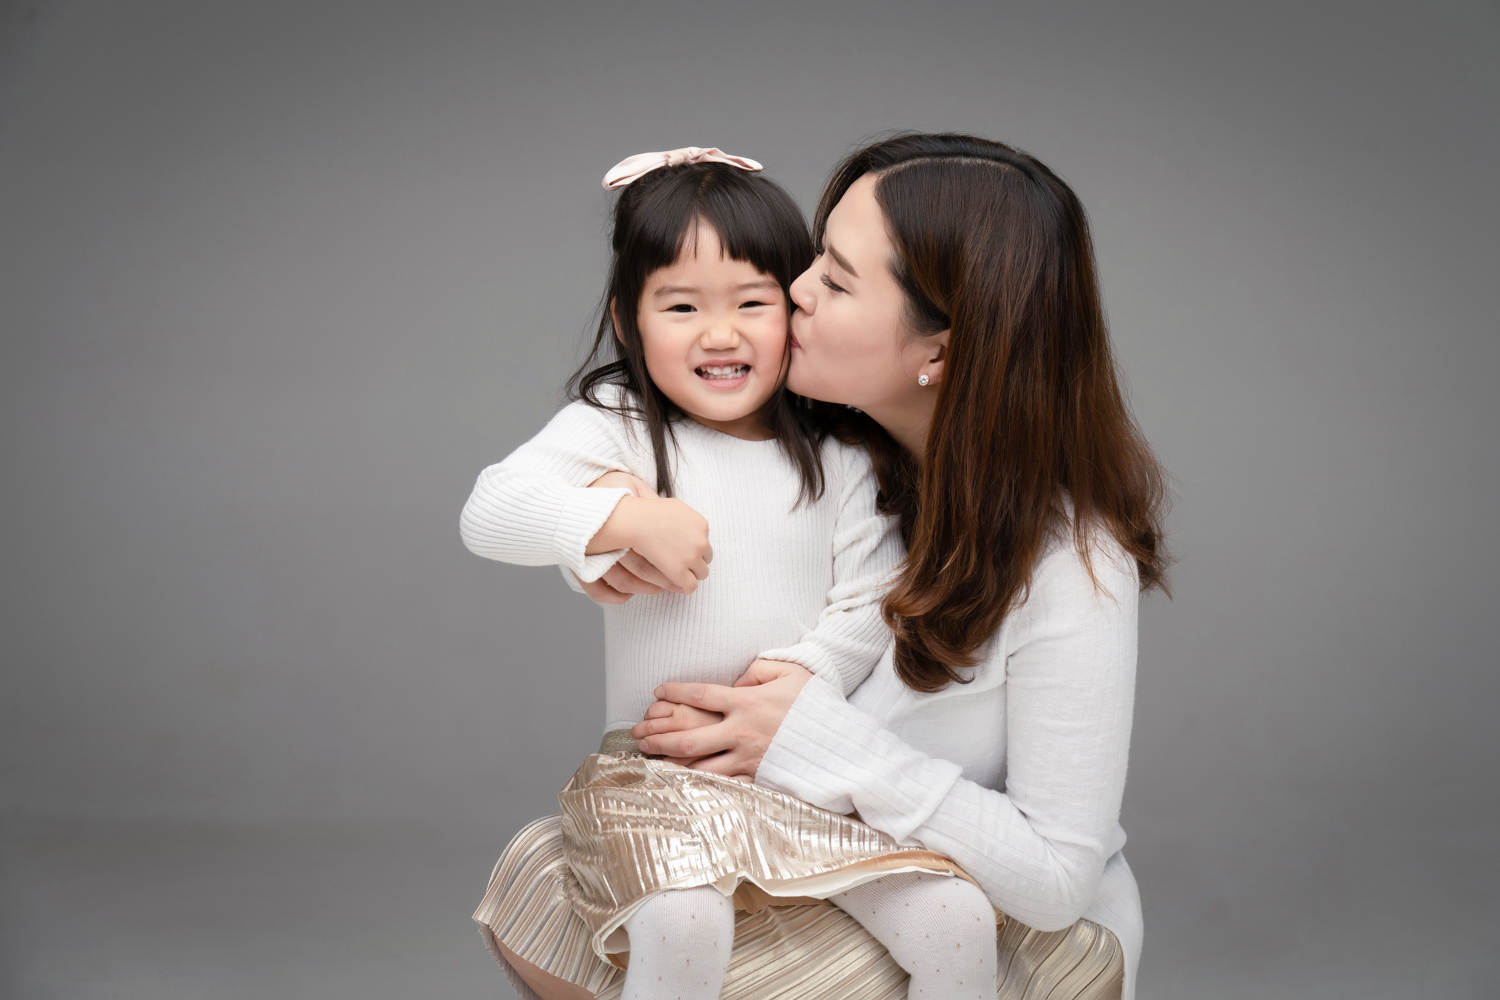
[643,536,1138,932]
[461,401,711,591]
[754,447,905,694]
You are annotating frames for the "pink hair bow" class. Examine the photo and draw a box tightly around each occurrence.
[603,147,764,190]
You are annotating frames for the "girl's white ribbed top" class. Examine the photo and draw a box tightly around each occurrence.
[459,392,903,733]
[755,529,1145,1000]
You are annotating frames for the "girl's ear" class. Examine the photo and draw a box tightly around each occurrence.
[609,298,624,346]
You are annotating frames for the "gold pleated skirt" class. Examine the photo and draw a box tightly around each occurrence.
[474,815,1125,1000]
[557,748,979,963]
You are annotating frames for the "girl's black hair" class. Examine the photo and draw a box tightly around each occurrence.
[568,162,833,500]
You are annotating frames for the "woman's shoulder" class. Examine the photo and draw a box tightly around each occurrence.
[1023,516,1140,622]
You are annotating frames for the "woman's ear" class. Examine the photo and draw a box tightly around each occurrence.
[918,331,950,386]
[609,298,624,346]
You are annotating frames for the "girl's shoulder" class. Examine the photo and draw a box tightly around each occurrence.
[540,386,651,455]
[816,435,878,485]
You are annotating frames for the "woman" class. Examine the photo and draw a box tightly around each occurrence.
[478,133,1168,1000]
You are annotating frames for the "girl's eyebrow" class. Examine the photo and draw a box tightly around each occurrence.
[653,278,780,297]
[825,242,859,278]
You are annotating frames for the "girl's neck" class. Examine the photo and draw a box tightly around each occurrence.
[681,408,776,441]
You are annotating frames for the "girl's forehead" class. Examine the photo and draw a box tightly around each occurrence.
[651,241,778,287]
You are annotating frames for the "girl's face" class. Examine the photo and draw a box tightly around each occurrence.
[787,174,947,453]
[631,223,788,440]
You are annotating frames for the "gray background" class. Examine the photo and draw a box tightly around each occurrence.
[2,1,1496,997]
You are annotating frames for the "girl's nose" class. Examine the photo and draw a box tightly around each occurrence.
[701,322,740,350]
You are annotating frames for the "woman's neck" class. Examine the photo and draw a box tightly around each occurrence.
[865,393,936,459]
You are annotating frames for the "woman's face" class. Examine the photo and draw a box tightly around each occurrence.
[787,173,945,442]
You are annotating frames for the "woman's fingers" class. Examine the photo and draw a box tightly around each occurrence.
[614,551,676,593]
[630,707,723,739]
[636,717,735,759]
[651,682,736,715]
[687,749,757,780]
[574,572,631,605]
[600,561,663,596]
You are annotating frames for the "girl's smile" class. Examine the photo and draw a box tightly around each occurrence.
[632,223,789,441]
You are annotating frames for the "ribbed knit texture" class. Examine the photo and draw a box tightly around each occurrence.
[756,531,1143,1000]
[460,392,903,732]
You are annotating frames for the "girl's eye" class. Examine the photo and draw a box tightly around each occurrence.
[740,300,770,309]
[667,304,696,313]
[820,273,847,294]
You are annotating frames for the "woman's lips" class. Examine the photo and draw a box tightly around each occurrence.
[789,333,802,349]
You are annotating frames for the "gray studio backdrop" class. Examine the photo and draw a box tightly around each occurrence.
[2,1,1497,997]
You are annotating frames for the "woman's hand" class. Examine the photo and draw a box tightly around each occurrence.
[630,659,814,779]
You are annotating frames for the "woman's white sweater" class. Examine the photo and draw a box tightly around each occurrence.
[459,392,904,733]
[757,529,1145,1000]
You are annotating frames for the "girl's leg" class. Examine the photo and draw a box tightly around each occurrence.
[619,886,735,1000]
[831,871,997,1000]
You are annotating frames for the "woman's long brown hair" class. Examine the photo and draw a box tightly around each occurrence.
[815,133,1170,692]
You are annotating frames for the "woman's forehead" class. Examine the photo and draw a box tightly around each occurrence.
[825,175,891,267]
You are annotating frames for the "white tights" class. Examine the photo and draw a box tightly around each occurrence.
[832,871,998,1000]
[620,886,735,1000]
[619,873,996,1000]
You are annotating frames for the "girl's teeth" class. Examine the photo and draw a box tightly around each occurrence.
[698,365,749,379]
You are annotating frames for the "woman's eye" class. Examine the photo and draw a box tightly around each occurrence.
[820,273,847,294]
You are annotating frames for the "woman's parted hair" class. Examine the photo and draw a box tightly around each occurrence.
[817,133,1171,692]
[569,162,829,499]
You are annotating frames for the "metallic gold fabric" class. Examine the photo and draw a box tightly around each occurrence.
[560,748,976,962]
[474,815,1124,1000]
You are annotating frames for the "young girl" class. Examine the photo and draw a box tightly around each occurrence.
[463,148,999,1000]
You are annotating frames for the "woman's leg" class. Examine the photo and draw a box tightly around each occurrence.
[619,886,736,1000]
[831,872,998,1000]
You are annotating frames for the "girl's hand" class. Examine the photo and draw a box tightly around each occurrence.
[631,659,814,779]
[582,470,707,598]
[590,469,656,498]
[588,496,711,594]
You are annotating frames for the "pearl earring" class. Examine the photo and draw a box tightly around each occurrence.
[918,374,930,386]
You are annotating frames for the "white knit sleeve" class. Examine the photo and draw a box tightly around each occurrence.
[756,535,1138,931]
[758,446,905,693]
[459,400,644,582]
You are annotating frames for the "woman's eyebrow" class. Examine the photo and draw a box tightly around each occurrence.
[826,243,859,278]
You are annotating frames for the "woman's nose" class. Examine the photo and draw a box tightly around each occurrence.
[789,269,816,314]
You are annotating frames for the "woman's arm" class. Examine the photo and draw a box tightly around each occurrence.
[755,447,904,694]
[639,537,1138,931]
